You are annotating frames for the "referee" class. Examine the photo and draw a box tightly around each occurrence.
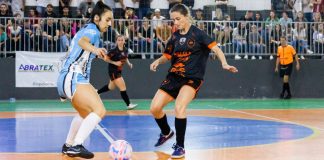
[275,36,300,99]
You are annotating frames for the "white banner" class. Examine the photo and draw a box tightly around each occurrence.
[16,51,66,88]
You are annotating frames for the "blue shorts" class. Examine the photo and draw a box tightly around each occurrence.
[57,71,89,99]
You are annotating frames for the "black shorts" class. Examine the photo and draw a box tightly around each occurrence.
[159,73,203,99]
[109,71,122,81]
[279,63,293,78]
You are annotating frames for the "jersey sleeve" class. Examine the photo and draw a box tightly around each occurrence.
[198,29,217,49]
[163,36,174,60]
[83,27,99,44]
[290,45,296,55]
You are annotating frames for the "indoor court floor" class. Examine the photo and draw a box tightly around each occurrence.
[0,99,324,160]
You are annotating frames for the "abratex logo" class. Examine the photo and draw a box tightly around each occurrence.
[179,38,186,45]
[18,64,55,72]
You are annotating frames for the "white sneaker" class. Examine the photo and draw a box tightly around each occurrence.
[127,103,138,110]
[269,55,274,60]
[251,56,256,60]
[234,55,241,60]
[259,56,262,60]
[307,49,314,54]
[300,55,305,60]
[244,55,248,59]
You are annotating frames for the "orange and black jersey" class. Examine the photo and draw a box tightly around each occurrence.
[107,46,128,73]
[163,25,217,80]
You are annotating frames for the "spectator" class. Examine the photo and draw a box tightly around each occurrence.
[60,18,71,52]
[22,19,33,51]
[194,8,204,21]
[279,11,293,31]
[254,12,264,35]
[0,25,6,51]
[102,25,117,50]
[292,23,313,56]
[211,8,223,37]
[233,22,248,59]
[312,11,322,22]
[35,0,51,17]
[138,0,152,19]
[59,0,71,15]
[312,0,323,13]
[6,14,23,51]
[240,11,254,21]
[270,24,284,59]
[137,17,157,56]
[156,20,172,48]
[79,0,95,17]
[116,19,129,40]
[313,23,323,54]
[152,8,165,29]
[265,10,280,30]
[61,6,71,18]
[44,4,57,18]
[302,0,313,22]
[249,24,264,59]
[0,3,12,25]
[127,20,139,52]
[124,7,138,20]
[27,7,39,27]
[11,0,24,17]
[292,0,303,19]
[294,11,308,22]
[42,17,60,52]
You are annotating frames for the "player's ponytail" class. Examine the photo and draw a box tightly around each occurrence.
[91,1,112,23]
[170,4,194,24]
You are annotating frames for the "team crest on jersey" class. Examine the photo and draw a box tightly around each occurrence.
[187,39,195,48]
[121,52,125,56]
[85,29,96,35]
[179,38,186,45]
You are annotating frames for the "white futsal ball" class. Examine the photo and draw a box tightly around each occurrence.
[109,140,132,160]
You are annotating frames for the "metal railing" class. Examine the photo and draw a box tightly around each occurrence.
[0,17,323,59]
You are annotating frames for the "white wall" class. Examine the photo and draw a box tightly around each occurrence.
[228,0,271,10]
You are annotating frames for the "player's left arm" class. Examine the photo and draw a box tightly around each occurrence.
[211,45,238,73]
[126,58,133,69]
[293,48,300,71]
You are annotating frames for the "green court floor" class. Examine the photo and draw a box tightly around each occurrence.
[0,99,324,112]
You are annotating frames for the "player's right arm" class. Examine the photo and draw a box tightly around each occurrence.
[78,36,107,59]
[150,55,169,72]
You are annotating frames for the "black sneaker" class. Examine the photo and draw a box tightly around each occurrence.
[154,130,174,147]
[61,143,70,154]
[66,145,94,159]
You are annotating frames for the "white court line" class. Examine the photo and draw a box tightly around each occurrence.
[207,104,324,132]
[96,124,115,143]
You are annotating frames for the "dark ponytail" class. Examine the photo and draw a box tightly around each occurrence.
[90,1,112,22]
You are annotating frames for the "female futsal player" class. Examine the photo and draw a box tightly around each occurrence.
[149,4,238,159]
[57,1,113,159]
[97,35,137,110]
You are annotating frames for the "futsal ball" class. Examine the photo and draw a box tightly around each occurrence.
[109,140,133,160]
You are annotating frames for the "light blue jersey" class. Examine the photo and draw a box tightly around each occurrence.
[57,23,100,99]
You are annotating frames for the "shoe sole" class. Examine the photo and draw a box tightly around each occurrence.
[171,155,185,159]
[127,104,138,110]
[66,152,94,159]
[154,131,175,148]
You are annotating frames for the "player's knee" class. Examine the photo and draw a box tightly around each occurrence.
[93,107,106,118]
[150,104,162,116]
[174,105,186,117]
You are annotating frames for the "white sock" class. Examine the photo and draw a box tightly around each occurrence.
[65,115,83,146]
[73,112,101,146]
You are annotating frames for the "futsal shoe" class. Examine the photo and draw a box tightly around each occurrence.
[171,143,185,159]
[127,103,138,110]
[154,130,174,147]
[66,145,94,159]
[61,143,71,154]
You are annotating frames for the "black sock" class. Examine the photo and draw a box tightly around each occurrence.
[282,83,286,94]
[120,91,130,106]
[97,85,109,94]
[175,117,187,148]
[286,83,291,95]
[155,114,171,135]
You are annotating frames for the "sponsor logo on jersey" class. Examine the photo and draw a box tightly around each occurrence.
[179,37,186,45]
